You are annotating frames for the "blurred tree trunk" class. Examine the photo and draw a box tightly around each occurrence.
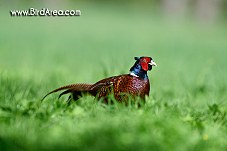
[162,0,188,19]
[195,0,221,23]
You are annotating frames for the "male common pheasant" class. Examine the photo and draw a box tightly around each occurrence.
[42,56,157,103]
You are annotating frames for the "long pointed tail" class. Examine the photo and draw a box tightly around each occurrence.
[41,83,93,102]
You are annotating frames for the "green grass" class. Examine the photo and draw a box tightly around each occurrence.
[1,3,227,151]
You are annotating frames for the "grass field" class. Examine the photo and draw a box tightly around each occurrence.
[1,3,227,151]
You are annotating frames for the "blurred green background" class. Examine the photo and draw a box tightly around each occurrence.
[1,0,227,90]
[0,0,227,151]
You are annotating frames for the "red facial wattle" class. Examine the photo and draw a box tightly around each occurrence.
[140,57,152,71]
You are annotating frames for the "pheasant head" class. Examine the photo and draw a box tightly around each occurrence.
[130,56,157,79]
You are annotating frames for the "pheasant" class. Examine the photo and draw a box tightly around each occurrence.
[42,56,157,103]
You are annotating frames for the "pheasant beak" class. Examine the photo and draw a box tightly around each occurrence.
[149,60,157,67]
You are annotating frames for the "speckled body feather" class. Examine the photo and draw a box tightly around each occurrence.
[91,74,150,102]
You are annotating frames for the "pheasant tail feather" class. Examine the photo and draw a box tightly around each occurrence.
[41,83,93,101]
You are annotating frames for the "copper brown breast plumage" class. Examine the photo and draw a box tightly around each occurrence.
[42,56,157,103]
